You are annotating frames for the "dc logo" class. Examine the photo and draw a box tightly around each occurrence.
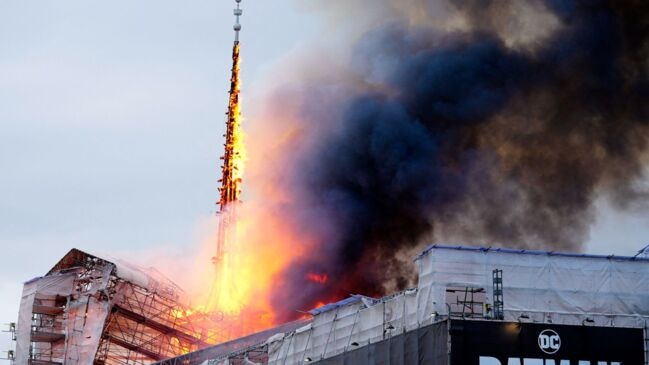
[538,329,561,354]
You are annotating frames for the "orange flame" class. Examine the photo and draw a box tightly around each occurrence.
[173,33,358,343]
[306,272,329,284]
[192,202,306,341]
[191,41,313,342]
[229,43,246,188]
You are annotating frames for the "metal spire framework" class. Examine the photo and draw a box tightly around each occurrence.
[215,0,244,263]
[207,0,245,323]
[205,1,268,343]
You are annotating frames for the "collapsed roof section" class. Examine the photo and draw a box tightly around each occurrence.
[15,249,219,365]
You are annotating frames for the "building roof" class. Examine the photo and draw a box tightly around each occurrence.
[418,244,649,262]
[47,248,186,299]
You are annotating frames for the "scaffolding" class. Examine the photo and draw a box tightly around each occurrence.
[3,323,16,364]
[492,269,504,320]
[445,287,486,318]
[14,249,221,365]
[94,281,214,364]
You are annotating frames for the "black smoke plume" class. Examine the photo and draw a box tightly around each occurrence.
[269,0,649,320]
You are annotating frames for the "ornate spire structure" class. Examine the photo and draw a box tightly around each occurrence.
[215,0,244,263]
[206,1,246,321]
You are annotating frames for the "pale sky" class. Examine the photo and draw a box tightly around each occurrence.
[0,0,325,356]
[0,1,648,359]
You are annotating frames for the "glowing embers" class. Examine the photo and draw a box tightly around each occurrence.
[306,272,329,285]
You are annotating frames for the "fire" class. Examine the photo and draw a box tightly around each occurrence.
[207,39,248,313]
[192,40,311,339]
[193,202,306,339]
[185,25,342,341]
[218,42,245,211]
[229,43,246,188]
[306,272,328,284]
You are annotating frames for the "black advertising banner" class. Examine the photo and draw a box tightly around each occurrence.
[450,320,645,365]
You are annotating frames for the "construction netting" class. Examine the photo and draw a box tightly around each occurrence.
[417,246,649,328]
[213,246,649,365]
[15,261,116,365]
[15,248,220,365]
[266,290,430,365]
[15,273,77,365]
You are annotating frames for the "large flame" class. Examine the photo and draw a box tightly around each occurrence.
[209,41,246,315]
[192,204,307,341]
[192,41,311,341]
[149,0,649,346]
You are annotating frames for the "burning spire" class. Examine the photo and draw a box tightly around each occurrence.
[208,0,246,311]
[218,0,244,217]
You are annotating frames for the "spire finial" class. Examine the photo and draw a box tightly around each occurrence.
[233,0,242,43]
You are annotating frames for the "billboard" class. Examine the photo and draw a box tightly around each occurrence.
[450,320,645,365]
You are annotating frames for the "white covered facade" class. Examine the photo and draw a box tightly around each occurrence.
[198,245,649,365]
[14,249,214,365]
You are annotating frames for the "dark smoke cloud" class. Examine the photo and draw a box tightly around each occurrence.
[270,0,649,320]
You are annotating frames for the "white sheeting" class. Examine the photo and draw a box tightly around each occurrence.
[14,264,116,364]
[16,249,192,364]
[417,247,649,327]
[268,294,425,365]
[15,280,37,365]
[267,247,649,365]
[15,273,77,365]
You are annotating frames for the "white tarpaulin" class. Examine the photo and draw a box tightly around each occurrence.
[14,272,77,365]
[266,245,649,365]
[417,245,649,327]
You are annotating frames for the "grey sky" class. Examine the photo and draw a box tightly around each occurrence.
[0,0,325,355]
[1,0,648,358]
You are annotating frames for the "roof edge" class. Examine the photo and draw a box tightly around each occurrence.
[416,244,649,262]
